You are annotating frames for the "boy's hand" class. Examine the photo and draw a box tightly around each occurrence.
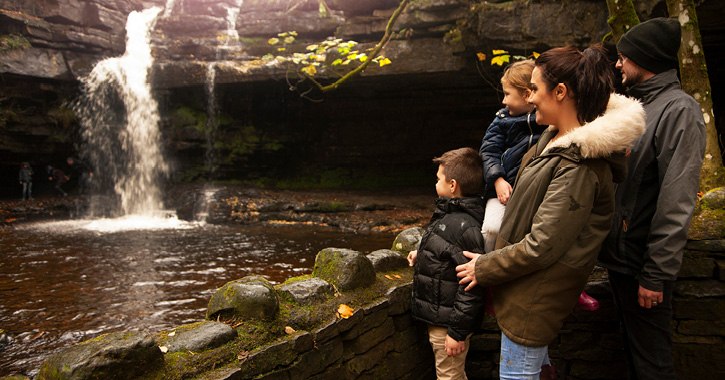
[456,251,480,291]
[407,250,417,266]
[494,177,512,205]
[445,334,466,357]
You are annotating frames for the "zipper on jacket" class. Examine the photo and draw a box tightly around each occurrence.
[526,112,534,151]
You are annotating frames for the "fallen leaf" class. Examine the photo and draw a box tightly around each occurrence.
[168,331,176,337]
[159,346,168,353]
[338,304,354,319]
[5,218,16,223]
[385,275,394,280]
[285,326,296,334]
[393,274,402,279]
[238,351,249,361]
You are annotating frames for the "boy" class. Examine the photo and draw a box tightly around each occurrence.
[408,147,486,380]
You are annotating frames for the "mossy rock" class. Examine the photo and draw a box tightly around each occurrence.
[312,248,375,291]
[36,331,161,380]
[391,227,424,253]
[701,187,725,210]
[206,276,279,321]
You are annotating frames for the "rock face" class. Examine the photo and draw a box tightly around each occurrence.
[1,0,723,197]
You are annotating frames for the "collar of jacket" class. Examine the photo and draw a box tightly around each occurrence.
[434,197,485,221]
[540,93,645,160]
[627,69,681,105]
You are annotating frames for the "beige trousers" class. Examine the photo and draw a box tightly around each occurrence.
[428,325,470,380]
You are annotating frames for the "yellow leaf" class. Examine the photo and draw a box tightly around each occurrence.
[159,346,168,353]
[477,52,486,61]
[284,36,295,44]
[277,47,286,52]
[490,55,510,66]
[285,326,296,334]
[359,55,368,62]
[393,274,402,279]
[378,57,392,67]
[268,38,280,45]
[385,275,394,280]
[492,49,509,55]
[338,304,354,319]
[532,51,540,59]
[301,64,317,76]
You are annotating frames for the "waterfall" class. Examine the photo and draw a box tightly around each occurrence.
[75,7,168,217]
[204,62,219,181]
[162,0,177,18]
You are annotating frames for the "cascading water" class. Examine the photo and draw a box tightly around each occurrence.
[75,7,168,218]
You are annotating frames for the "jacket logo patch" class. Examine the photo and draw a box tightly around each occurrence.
[438,224,447,232]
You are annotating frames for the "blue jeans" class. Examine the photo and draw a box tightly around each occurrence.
[499,332,550,380]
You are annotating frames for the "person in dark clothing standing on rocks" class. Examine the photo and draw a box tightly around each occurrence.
[47,165,69,197]
[66,157,93,194]
[598,18,706,380]
[19,161,34,200]
[407,147,486,380]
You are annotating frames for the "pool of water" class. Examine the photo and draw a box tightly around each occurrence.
[0,218,394,377]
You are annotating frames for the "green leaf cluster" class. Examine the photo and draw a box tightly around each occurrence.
[0,34,31,52]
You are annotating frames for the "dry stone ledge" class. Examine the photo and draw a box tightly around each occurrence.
[162,321,237,353]
[36,331,162,380]
[206,275,279,320]
[312,248,375,291]
[278,277,335,305]
[391,226,424,253]
[367,249,408,272]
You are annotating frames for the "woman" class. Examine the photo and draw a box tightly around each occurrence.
[456,45,645,379]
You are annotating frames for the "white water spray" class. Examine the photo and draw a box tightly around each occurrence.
[75,7,168,217]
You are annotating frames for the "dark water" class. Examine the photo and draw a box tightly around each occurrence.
[0,219,393,377]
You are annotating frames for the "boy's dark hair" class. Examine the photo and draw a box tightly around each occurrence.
[433,147,483,197]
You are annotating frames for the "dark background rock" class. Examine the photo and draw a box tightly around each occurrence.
[1,0,723,198]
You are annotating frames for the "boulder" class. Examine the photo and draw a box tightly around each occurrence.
[206,276,279,320]
[367,249,407,272]
[37,331,162,380]
[312,248,375,291]
[701,187,725,210]
[162,321,237,353]
[278,277,335,305]
[391,227,424,254]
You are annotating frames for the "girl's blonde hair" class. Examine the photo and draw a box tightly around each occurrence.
[501,60,535,93]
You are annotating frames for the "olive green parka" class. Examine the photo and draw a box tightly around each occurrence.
[474,93,646,346]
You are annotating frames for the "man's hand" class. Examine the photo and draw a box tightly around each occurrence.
[407,250,418,266]
[638,285,663,308]
[445,334,466,357]
[456,251,481,291]
[494,177,513,205]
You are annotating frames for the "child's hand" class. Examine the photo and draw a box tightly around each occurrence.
[407,250,417,266]
[494,177,512,205]
[445,334,466,357]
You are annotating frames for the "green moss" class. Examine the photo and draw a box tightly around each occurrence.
[0,34,31,52]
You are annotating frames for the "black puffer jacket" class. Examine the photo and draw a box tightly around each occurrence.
[411,197,486,341]
[479,108,547,199]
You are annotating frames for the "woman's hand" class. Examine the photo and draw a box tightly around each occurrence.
[445,334,466,357]
[456,251,481,291]
[494,177,512,205]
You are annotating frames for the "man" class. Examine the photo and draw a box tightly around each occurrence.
[598,17,707,380]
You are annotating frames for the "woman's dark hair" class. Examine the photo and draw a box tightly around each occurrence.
[534,45,614,124]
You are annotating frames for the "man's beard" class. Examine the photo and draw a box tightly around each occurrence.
[622,68,647,88]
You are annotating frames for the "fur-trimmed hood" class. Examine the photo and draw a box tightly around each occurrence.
[542,93,646,159]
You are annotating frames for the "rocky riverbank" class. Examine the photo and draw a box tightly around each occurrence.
[0,184,433,233]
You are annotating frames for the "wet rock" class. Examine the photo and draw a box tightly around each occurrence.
[37,331,162,380]
[0,47,72,80]
[391,227,424,253]
[367,249,407,272]
[312,248,375,291]
[206,276,279,320]
[278,277,335,305]
[162,321,237,353]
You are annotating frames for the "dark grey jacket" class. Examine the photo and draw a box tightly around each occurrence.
[598,70,706,292]
[411,197,486,342]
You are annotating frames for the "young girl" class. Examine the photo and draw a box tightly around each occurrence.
[479,60,546,254]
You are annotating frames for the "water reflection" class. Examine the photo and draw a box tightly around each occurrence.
[0,221,392,377]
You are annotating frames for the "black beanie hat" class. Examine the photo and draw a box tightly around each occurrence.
[617,17,681,74]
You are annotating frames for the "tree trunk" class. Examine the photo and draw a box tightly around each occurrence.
[603,0,640,44]
[666,0,724,191]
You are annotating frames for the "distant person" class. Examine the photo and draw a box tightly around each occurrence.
[407,147,487,380]
[19,161,34,200]
[598,17,706,380]
[47,165,69,197]
[457,45,645,379]
[66,157,93,194]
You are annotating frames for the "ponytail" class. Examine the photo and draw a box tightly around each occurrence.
[535,45,614,124]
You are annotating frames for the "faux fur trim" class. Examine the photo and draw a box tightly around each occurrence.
[542,93,645,158]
